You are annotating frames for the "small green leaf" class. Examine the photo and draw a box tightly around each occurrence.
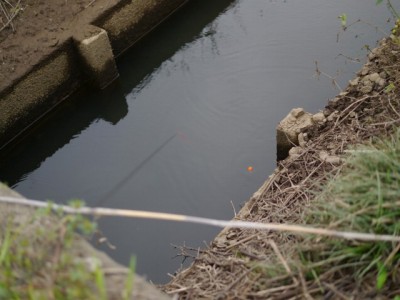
[376,0,384,5]
[376,263,388,290]
[94,265,107,300]
[338,14,347,27]
[0,226,12,265]
[68,199,85,208]
[123,256,136,300]
[385,82,395,93]
[0,283,10,298]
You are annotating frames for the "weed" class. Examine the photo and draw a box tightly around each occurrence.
[377,0,400,19]
[0,200,109,299]
[122,256,136,300]
[302,129,400,294]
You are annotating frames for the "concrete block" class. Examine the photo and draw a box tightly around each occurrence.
[312,112,326,123]
[276,108,314,160]
[73,25,119,89]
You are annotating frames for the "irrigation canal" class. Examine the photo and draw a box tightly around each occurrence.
[0,0,396,283]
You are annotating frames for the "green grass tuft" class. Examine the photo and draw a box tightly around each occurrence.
[301,129,400,294]
[0,201,107,300]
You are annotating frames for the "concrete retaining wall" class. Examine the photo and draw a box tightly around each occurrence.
[0,44,83,148]
[0,0,187,149]
[97,0,186,55]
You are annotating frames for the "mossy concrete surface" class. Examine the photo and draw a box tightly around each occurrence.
[98,0,186,55]
[0,47,82,148]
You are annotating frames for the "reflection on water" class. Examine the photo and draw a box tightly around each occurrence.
[0,0,396,283]
[97,134,178,206]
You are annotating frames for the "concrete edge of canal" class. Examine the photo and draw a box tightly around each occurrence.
[0,0,188,150]
[0,183,172,300]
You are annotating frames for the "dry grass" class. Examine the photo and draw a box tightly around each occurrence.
[0,0,22,33]
[162,25,400,299]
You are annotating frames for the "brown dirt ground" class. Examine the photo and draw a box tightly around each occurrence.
[0,0,121,92]
[162,34,400,299]
[1,0,85,89]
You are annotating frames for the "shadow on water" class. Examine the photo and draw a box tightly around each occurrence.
[0,86,128,186]
[0,0,236,186]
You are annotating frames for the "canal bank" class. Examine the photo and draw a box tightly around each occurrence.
[163,30,400,298]
[0,183,172,299]
[0,0,187,149]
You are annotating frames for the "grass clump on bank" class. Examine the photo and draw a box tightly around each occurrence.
[295,130,400,297]
[0,201,135,300]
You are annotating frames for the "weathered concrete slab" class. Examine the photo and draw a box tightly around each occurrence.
[73,25,119,89]
[276,108,314,160]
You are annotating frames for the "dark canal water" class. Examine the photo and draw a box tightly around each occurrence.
[0,0,396,283]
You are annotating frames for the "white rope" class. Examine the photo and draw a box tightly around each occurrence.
[1,196,399,242]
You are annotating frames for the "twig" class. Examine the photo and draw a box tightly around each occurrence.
[2,0,15,7]
[338,18,389,41]
[388,97,400,118]
[370,118,400,126]
[298,269,313,300]
[1,196,400,243]
[165,286,190,294]
[225,267,254,291]
[226,234,258,250]
[314,61,342,91]
[85,0,96,8]
[230,200,237,217]
[255,283,298,296]
[384,242,400,266]
[333,95,370,129]
[386,0,400,19]
[0,0,21,33]
[358,19,389,37]
[322,283,350,300]
[335,53,361,64]
[0,1,14,31]
[268,239,298,286]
